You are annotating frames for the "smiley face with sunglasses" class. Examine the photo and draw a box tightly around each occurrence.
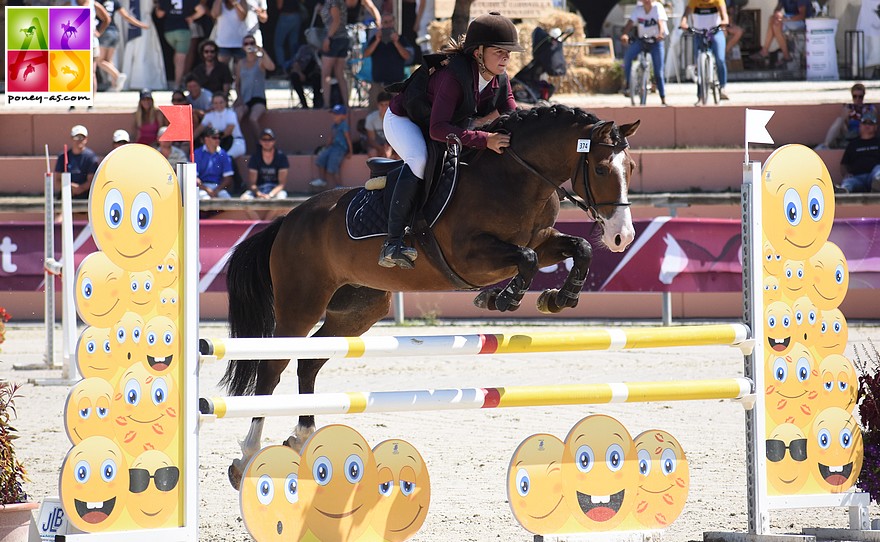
[127,449,181,528]
[766,422,810,494]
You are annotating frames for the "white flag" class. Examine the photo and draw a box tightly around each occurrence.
[745,108,774,144]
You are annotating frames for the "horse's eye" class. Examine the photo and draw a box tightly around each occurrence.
[595,166,608,176]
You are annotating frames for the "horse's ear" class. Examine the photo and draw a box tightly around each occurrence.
[619,120,640,138]
[596,122,615,140]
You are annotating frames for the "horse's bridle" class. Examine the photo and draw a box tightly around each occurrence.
[504,120,632,223]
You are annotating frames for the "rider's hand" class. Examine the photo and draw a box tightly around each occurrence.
[486,133,510,154]
[679,22,689,31]
[620,34,630,44]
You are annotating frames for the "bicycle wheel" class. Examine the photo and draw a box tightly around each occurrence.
[638,59,649,105]
[629,63,639,106]
[707,55,720,104]
[698,52,710,105]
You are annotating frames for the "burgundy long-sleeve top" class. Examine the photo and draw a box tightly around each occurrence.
[390,61,517,149]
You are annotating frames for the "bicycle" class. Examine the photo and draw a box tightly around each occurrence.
[683,26,722,105]
[629,36,657,106]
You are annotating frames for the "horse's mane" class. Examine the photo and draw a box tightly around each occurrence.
[482,104,623,146]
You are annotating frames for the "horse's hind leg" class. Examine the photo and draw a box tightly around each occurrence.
[535,233,593,314]
[285,285,392,451]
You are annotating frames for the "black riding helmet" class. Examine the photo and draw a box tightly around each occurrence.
[462,12,525,53]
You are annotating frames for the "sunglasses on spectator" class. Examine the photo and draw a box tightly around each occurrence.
[853,93,865,99]
[72,135,85,141]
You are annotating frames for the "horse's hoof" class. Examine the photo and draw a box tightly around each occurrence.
[473,289,497,310]
[282,435,305,454]
[537,289,557,314]
[228,459,245,490]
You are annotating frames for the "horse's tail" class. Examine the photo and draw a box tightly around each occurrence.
[220,217,284,397]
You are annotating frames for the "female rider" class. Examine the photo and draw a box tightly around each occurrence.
[379,11,522,269]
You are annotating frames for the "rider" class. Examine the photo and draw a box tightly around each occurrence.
[620,0,668,106]
[679,0,730,102]
[379,11,522,269]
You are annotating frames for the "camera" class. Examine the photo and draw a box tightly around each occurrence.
[380,27,393,43]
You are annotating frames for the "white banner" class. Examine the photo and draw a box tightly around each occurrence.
[806,18,839,81]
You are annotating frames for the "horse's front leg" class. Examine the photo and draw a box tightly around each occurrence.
[284,357,329,451]
[472,240,540,313]
[534,232,593,314]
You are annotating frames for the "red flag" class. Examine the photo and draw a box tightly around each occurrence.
[159,104,194,162]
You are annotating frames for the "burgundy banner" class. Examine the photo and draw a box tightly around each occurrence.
[2,218,878,293]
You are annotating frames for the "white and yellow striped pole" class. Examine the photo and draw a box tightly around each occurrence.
[200,377,753,419]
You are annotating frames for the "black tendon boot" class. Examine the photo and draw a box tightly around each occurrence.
[378,165,421,269]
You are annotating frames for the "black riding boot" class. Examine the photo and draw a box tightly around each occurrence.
[378,165,421,269]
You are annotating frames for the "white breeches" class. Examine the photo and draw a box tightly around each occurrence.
[383,109,427,179]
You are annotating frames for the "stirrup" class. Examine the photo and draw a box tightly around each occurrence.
[378,241,418,269]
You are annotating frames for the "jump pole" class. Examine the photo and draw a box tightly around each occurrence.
[199,377,754,420]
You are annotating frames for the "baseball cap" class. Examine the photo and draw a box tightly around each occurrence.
[260,128,276,139]
[204,126,222,138]
[113,129,130,143]
[861,107,877,125]
[139,88,153,100]
[71,125,88,138]
[330,104,347,115]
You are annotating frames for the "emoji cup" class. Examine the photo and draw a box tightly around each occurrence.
[372,439,431,542]
[89,144,181,272]
[60,436,128,531]
[630,430,689,529]
[299,424,378,541]
[807,407,863,492]
[562,415,638,531]
[127,449,181,528]
[75,251,128,328]
[766,422,810,494]
[240,445,304,541]
[65,377,115,444]
[507,434,568,535]
[761,144,835,262]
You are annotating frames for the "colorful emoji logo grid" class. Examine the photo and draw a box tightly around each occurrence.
[239,427,431,542]
[5,6,93,102]
[60,144,183,532]
[760,144,862,495]
[507,416,689,535]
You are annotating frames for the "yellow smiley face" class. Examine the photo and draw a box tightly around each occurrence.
[765,300,794,356]
[762,144,834,261]
[791,296,819,345]
[763,240,784,279]
[814,309,848,357]
[807,407,863,492]
[817,354,857,412]
[112,312,146,367]
[766,422,810,494]
[763,276,782,305]
[65,378,115,444]
[299,424,378,541]
[507,434,567,535]
[112,362,179,456]
[155,249,179,290]
[631,430,689,529]
[780,260,808,302]
[76,326,123,385]
[127,449,181,528]
[144,316,177,375]
[240,445,304,541]
[128,270,157,314]
[75,252,129,328]
[89,145,181,272]
[372,439,431,542]
[562,415,637,531]
[809,242,849,311]
[60,436,128,532]
[157,288,179,321]
[765,342,819,427]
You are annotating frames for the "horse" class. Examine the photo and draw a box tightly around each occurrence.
[221,104,640,488]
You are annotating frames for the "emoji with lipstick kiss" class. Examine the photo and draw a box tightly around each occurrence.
[807,406,863,492]
[299,424,378,541]
[562,415,637,531]
[76,326,123,385]
[507,434,568,534]
[813,309,848,358]
[240,445,304,541]
[629,429,689,529]
[372,439,431,542]
[127,449,181,528]
[765,342,819,427]
[761,145,835,262]
[765,300,794,356]
[766,422,810,494]
[128,270,157,315]
[112,362,178,457]
[60,436,128,532]
[143,316,177,375]
[89,144,181,272]
[808,242,849,311]
[817,354,858,412]
[65,378,115,444]
[75,251,129,328]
